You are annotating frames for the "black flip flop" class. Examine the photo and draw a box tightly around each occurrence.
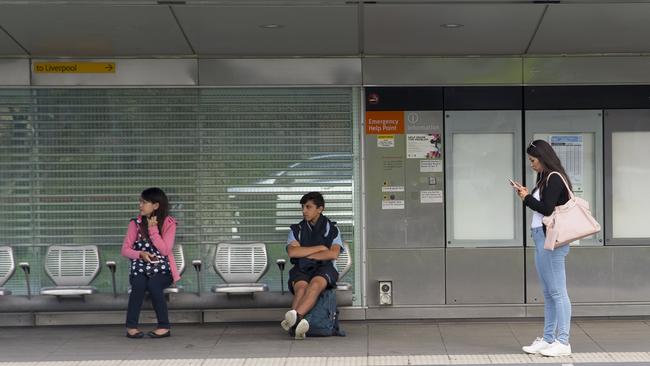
[126,331,144,339]
[147,330,171,338]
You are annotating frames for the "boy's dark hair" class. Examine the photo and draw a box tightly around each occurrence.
[300,192,325,208]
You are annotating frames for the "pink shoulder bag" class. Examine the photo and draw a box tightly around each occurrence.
[542,172,601,250]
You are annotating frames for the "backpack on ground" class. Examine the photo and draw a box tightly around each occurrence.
[304,289,345,337]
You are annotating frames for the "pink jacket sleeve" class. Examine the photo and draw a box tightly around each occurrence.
[121,221,140,260]
[148,217,177,256]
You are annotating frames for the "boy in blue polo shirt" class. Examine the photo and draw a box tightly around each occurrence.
[280,192,343,339]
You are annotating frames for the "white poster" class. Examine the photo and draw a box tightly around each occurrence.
[382,200,405,210]
[550,135,583,192]
[420,190,443,203]
[420,159,443,172]
[382,185,405,192]
[377,134,395,148]
[406,133,442,159]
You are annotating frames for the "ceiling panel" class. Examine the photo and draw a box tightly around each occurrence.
[174,5,358,56]
[0,5,192,56]
[369,0,650,2]
[371,0,533,2]
[364,4,545,56]
[529,4,650,54]
[0,27,26,56]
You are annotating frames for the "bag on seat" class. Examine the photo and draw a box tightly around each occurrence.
[542,172,601,250]
[304,289,345,337]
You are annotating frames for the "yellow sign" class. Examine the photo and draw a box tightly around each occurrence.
[34,62,116,74]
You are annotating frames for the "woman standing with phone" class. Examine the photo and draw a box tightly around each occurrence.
[121,187,180,338]
[511,140,573,357]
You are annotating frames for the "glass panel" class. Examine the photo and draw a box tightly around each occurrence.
[0,90,33,246]
[529,133,598,245]
[452,133,515,240]
[0,87,358,298]
[524,110,604,247]
[197,88,356,296]
[612,131,650,238]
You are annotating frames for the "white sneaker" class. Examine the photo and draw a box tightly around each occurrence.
[522,337,552,354]
[281,309,297,331]
[294,318,309,340]
[539,340,572,357]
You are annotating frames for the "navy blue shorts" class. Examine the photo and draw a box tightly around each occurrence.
[288,261,339,294]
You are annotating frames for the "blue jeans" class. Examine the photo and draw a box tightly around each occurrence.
[532,227,571,345]
[126,273,173,329]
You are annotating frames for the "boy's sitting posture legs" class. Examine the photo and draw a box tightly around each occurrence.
[280,192,343,339]
[281,275,329,338]
[281,280,307,332]
[295,276,327,316]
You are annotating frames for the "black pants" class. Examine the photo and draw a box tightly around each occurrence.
[288,261,339,295]
[126,273,173,329]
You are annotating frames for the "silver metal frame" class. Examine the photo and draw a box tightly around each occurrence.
[335,243,353,291]
[0,59,29,85]
[0,246,16,295]
[524,56,650,86]
[172,244,186,275]
[444,110,523,248]
[1,55,650,87]
[42,245,100,287]
[164,244,186,294]
[524,110,604,246]
[199,58,361,86]
[354,86,365,306]
[364,57,523,86]
[604,109,650,246]
[211,242,269,293]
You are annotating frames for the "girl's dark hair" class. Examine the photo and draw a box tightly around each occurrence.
[526,139,572,192]
[139,187,170,239]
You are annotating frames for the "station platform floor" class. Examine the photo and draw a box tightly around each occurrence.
[1,318,650,366]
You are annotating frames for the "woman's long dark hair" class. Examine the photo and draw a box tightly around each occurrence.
[139,187,169,239]
[526,139,572,192]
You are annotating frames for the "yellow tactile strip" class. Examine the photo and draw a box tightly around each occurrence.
[2,352,650,366]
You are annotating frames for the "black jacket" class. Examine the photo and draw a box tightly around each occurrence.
[289,215,338,266]
[524,172,570,217]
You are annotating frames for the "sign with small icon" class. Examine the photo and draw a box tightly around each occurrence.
[33,62,116,74]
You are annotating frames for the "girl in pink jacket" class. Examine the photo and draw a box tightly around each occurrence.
[121,188,179,339]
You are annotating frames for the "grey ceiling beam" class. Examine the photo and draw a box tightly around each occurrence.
[524,4,548,54]
[169,5,197,55]
[0,23,30,56]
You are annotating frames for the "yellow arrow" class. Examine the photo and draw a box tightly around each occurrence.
[33,62,116,74]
